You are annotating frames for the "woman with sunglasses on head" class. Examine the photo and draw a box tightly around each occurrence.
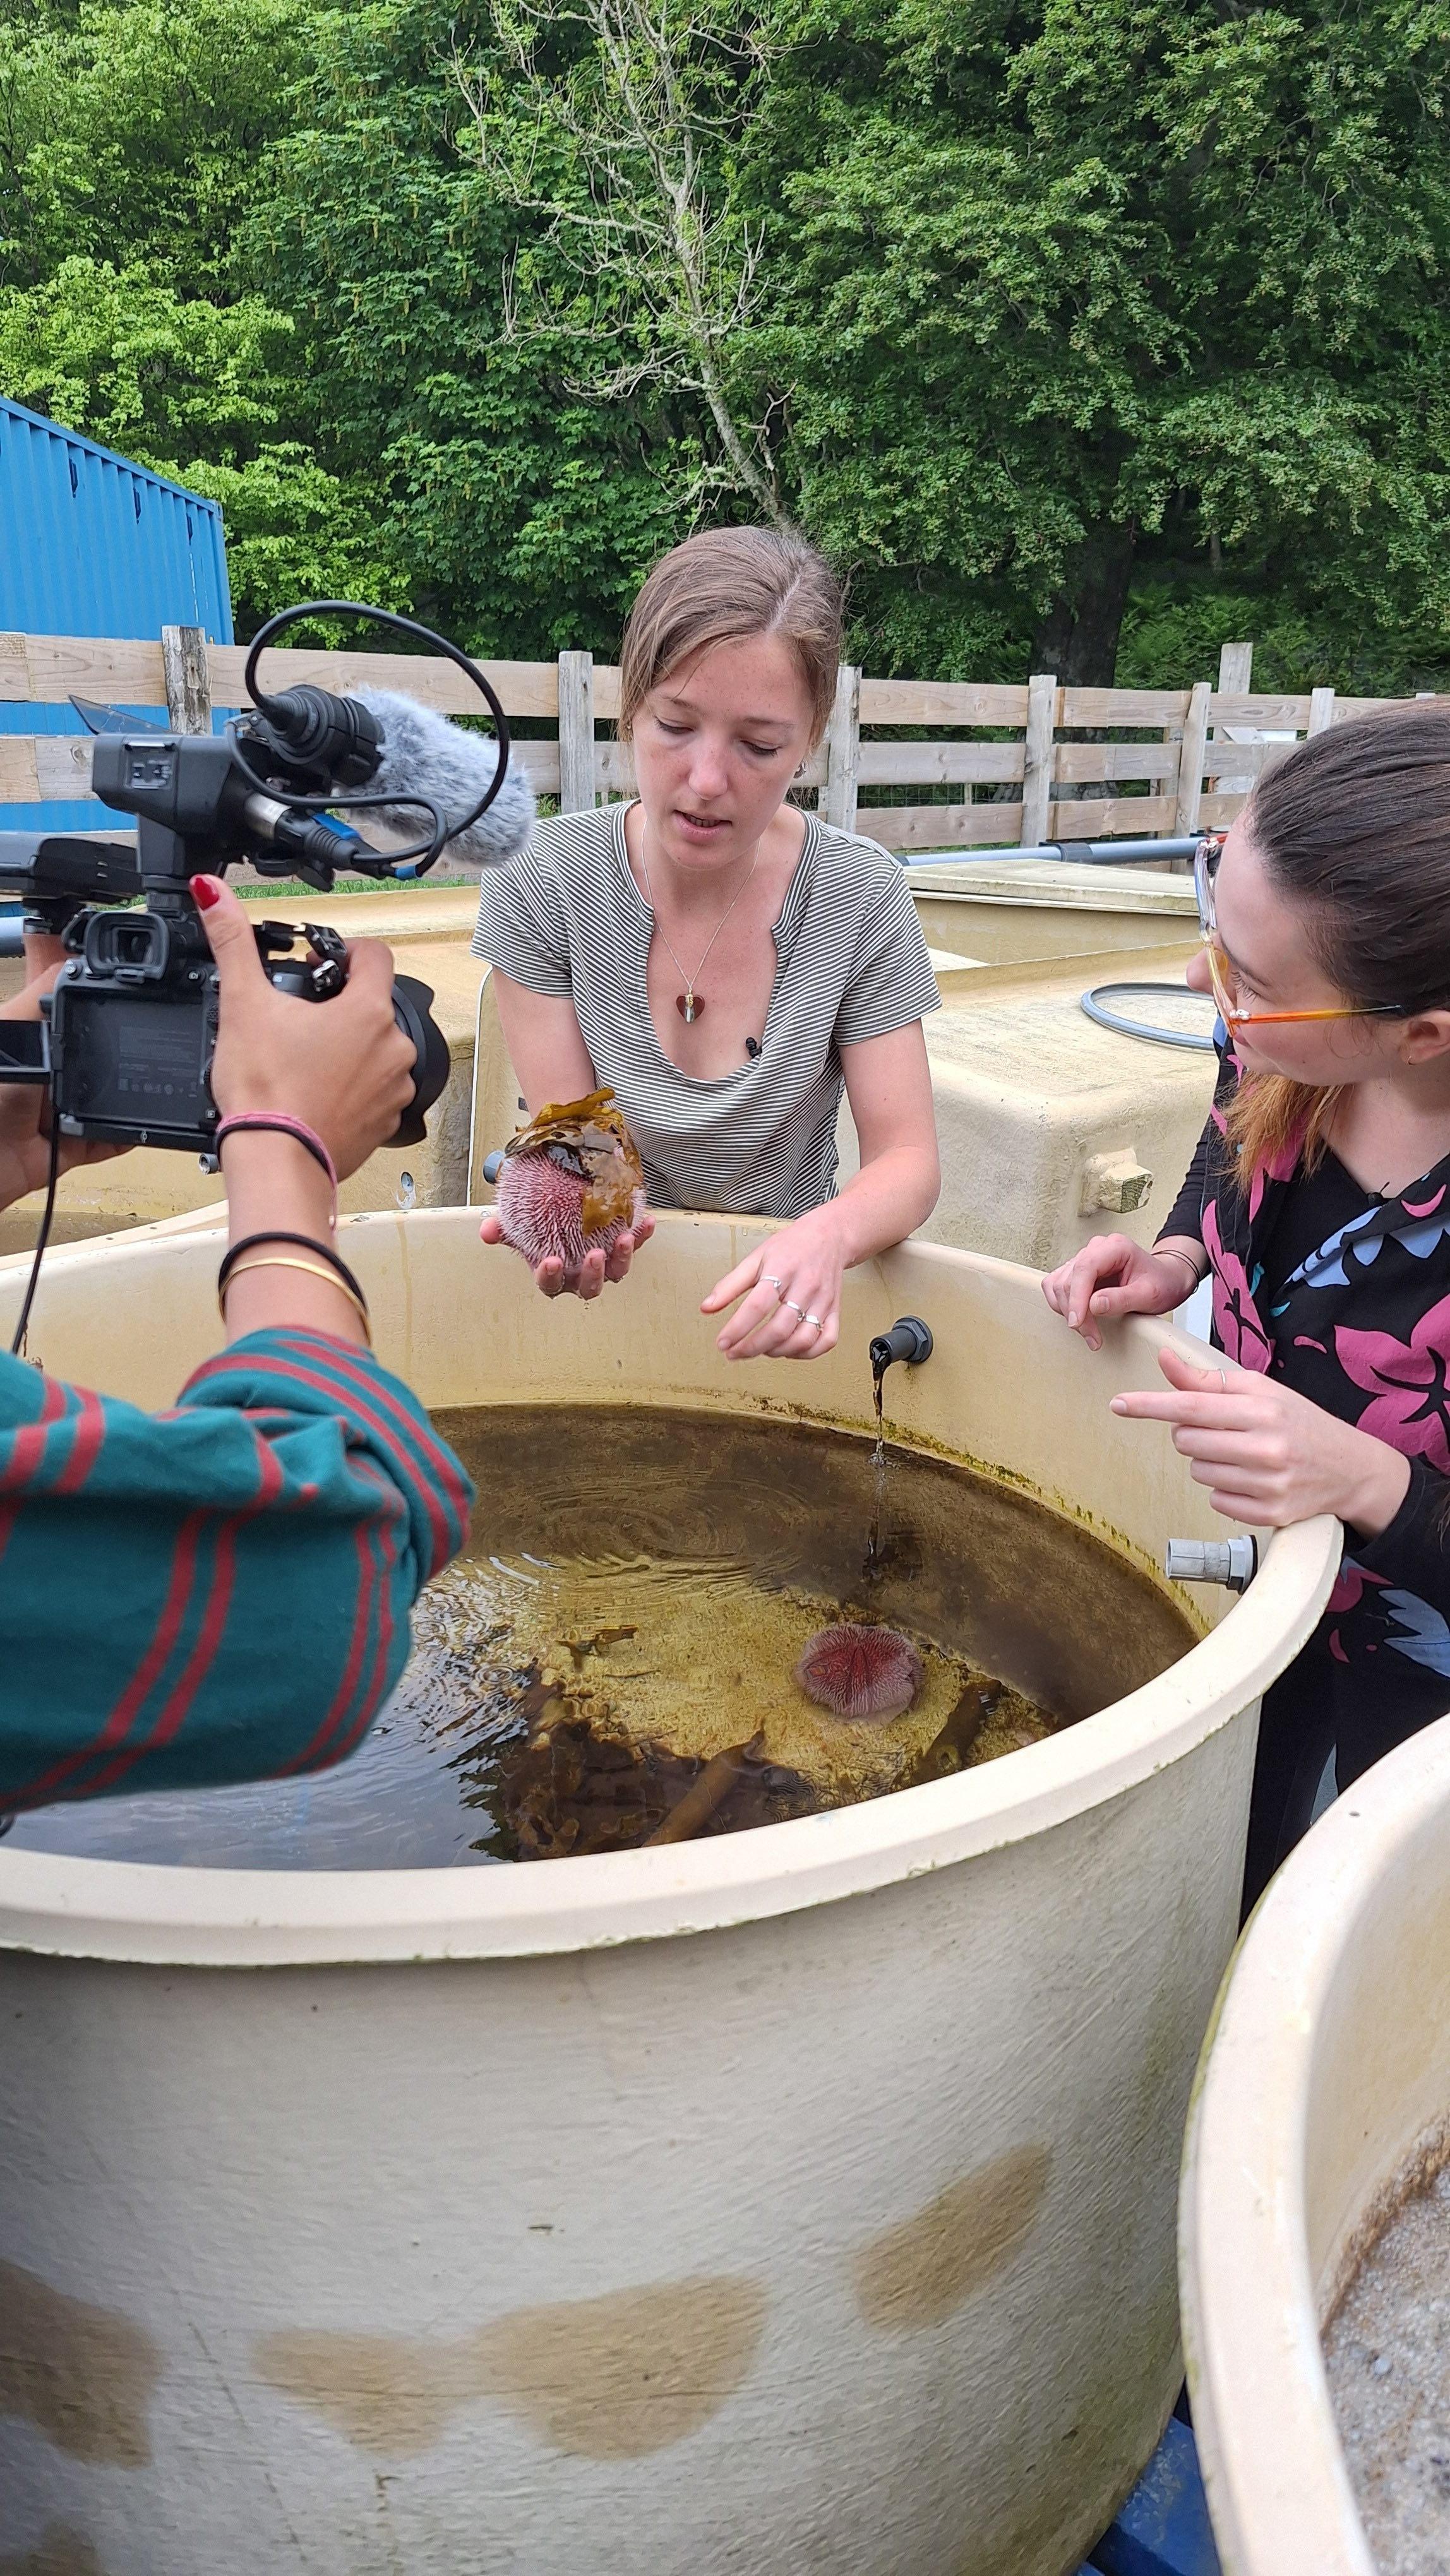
[1043,705,1450,1908]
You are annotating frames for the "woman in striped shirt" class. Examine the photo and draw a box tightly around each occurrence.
[476,529,941,1361]
[0,879,470,1808]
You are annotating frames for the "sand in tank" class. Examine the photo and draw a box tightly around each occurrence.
[1324,2131,1450,2574]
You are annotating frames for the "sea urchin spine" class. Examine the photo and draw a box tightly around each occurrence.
[495,1146,639,1275]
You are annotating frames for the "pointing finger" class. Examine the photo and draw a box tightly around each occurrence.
[1110,1388,1251,1424]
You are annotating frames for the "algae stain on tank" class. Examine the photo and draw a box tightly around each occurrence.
[7,1408,1194,1872]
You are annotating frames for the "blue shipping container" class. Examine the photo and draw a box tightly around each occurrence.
[0,397,233,832]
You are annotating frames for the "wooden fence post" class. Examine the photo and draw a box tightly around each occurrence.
[1021,672,1057,847]
[1206,640,1256,804]
[1308,686,1336,736]
[556,650,595,812]
[160,624,212,734]
[820,663,861,834]
[1175,680,1213,836]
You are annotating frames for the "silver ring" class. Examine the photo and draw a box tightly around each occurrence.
[1218,1367,1228,1388]
[784,1298,823,1334]
[765,1274,784,1297]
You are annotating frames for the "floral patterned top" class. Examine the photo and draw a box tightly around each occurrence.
[1159,1041,1450,1768]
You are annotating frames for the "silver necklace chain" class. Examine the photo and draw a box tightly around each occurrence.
[637,837,760,1024]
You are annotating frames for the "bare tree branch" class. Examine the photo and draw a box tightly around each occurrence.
[452,0,784,522]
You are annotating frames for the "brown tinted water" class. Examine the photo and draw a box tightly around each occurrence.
[8,1404,1194,1871]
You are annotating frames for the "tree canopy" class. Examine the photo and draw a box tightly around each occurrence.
[3,0,1449,688]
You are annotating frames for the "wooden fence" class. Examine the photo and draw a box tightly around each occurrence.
[2,629,1439,853]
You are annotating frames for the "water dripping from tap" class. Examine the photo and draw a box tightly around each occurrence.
[864,1319,932,1582]
[865,1361,889,1581]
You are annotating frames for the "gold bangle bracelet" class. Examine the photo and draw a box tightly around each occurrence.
[219,1254,372,1343]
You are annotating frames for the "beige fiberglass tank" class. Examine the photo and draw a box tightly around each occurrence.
[1182,1707,1450,2576]
[886,855,1215,1279]
[906,854,1201,968]
[0,1212,1338,2576]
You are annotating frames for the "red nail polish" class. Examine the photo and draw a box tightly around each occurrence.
[189,874,221,910]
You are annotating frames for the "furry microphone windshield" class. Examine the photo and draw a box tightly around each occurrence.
[354,687,536,868]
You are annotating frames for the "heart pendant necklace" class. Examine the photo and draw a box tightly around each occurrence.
[638,839,760,1025]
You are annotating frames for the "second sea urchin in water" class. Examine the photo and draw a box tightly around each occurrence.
[795,1623,924,1723]
[494,1088,646,1280]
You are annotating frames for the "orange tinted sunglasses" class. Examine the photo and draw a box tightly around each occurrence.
[1193,836,1404,1030]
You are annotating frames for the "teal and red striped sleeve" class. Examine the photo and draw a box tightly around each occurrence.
[0,1328,472,1807]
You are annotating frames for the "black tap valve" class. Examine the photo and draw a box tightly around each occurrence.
[870,1316,934,1375]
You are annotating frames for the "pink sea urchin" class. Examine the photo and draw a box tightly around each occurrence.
[496,1146,637,1275]
[795,1623,923,1724]
[493,1088,646,1282]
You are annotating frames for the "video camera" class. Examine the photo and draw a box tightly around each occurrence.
[0,602,512,1154]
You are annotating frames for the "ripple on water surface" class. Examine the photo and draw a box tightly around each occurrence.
[9,1405,1194,1870]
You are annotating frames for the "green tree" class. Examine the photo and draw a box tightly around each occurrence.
[455,0,787,524]
[0,0,313,289]
[751,0,1450,681]
[249,0,683,655]
[0,0,401,629]
[6,0,1450,685]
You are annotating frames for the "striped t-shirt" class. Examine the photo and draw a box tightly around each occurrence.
[473,804,940,1217]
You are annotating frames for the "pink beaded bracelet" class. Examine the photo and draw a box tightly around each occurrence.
[215,1114,339,1230]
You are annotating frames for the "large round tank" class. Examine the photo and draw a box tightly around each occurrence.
[1180,1708,1450,2576]
[0,1213,1338,2576]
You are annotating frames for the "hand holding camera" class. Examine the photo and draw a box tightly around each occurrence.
[195,877,416,1180]
[0,601,534,1345]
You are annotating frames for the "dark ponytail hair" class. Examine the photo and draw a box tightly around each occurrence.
[1227,703,1450,1182]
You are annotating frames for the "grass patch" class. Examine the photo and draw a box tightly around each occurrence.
[233,875,476,900]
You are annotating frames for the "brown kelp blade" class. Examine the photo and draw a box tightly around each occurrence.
[503,1088,644,1235]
